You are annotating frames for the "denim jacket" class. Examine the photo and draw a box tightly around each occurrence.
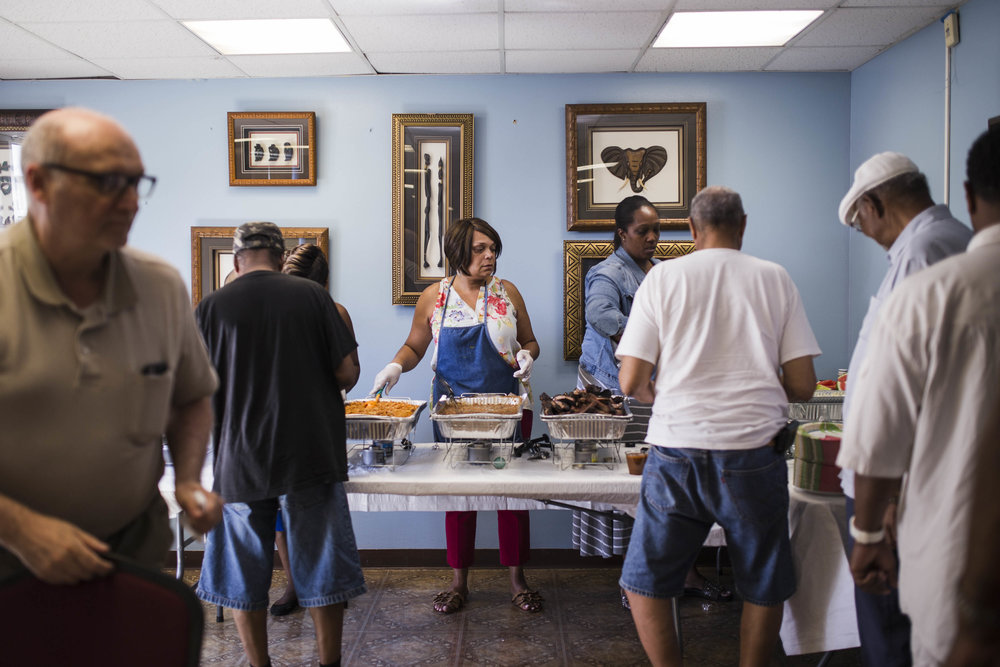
[578,246,658,391]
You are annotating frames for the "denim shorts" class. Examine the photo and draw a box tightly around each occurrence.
[197,481,367,611]
[620,445,795,606]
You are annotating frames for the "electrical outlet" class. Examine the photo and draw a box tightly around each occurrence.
[943,11,960,48]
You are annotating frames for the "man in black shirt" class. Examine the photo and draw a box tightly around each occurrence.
[195,222,363,667]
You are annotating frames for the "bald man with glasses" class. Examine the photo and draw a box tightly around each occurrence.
[0,108,221,584]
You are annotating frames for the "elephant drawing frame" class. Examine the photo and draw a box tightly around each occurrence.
[566,103,706,232]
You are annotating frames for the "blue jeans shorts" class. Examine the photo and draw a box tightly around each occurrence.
[197,481,367,611]
[620,444,795,606]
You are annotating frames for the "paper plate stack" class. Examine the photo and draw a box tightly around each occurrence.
[792,422,843,494]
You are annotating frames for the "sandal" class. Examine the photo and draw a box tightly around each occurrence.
[511,589,544,612]
[432,590,466,614]
[683,579,733,602]
[620,588,631,611]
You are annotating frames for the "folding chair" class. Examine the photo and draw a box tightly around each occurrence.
[0,554,203,667]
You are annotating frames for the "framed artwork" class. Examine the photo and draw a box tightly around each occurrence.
[391,113,474,306]
[566,103,706,232]
[190,226,329,305]
[563,240,695,360]
[1,109,49,227]
[228,112,316,186]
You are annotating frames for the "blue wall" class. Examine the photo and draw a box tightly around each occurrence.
[847,0,1000,349]
[2,0,994,550]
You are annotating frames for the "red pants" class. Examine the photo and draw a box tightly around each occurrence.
[445,510,530,569]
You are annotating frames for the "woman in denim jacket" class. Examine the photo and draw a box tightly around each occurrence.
[578,195,659,396]
[576,196,732,605]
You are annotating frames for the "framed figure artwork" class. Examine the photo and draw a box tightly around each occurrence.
[228,112,316,186]
[190,226,329,305]
[562,239,694,360]
[0,109,49,227]
[566,103,706,231]
[391,113,474,306]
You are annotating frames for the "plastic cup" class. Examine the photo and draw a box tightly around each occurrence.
[626,451,647,475]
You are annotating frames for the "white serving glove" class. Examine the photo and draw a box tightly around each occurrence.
[513,350,534,381]
[371,362,403,396]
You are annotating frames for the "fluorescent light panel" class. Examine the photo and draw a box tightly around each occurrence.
[653,11,823,48]
[183,19,350,55]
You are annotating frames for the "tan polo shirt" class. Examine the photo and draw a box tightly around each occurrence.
[0,218,218,538]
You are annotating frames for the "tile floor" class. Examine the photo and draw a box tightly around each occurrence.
[184,567,862,666]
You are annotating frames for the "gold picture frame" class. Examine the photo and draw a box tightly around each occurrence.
[563,240,695,360]
[190,226,329,305]
[1,109,49,228]
[566,103,706,232]
[391,113,474,305]
[228,112,316,186]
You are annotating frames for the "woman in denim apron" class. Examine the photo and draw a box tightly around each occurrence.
[371,218,542,614]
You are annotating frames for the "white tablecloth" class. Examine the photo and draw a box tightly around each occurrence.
[343,443,642,514]
[779,485,860,655]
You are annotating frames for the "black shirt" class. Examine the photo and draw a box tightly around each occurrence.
[195,270,357,502]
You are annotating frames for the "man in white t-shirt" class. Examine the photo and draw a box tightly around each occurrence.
[617,186,820,667]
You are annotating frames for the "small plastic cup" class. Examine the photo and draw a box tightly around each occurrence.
[626,451,648,475]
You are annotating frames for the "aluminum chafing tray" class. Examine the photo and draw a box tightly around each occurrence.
[344,399,426,441]
[789,390,844,422]
[430,393,524,440]
[540,402,632,441]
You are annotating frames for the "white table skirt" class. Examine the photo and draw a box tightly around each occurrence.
[779,485,860,655]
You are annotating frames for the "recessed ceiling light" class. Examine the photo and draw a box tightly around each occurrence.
[183,19,351,55]
[653,11,823,48]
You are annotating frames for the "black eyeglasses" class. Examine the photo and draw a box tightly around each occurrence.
[43,163,157,198]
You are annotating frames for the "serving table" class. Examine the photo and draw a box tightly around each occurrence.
[160,444,857,657]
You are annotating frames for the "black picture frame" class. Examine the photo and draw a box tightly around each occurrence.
[566,103,706,232]
[391,114,474,306]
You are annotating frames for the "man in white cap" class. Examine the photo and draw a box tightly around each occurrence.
[838,151,971,665]
[839,127,1000,665]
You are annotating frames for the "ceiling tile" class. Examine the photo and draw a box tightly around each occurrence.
[0,0,163,22]
[505,49,638,73]
[227,53,374,77]
[343,14,498,51]
[675,0,839,8]
[150,0,334,20]
[506,0,672,11]
[637,47,782,71]
[842,0,953,6]
[504,12,662,50]
[0,21,77,59]
[0,58,114,80]
[765,45,884,71]
[795,7,946,47]
[330,0,496,15]
[367,50,501,74]
[21,20,216,59]
[91,56,246,79]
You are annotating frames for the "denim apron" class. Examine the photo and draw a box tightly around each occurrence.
[432,277,519,442]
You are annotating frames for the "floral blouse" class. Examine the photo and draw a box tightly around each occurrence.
[430,276,519,369]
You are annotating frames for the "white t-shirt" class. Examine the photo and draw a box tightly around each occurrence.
[616,248,821,450]
[837,224,1000,663]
